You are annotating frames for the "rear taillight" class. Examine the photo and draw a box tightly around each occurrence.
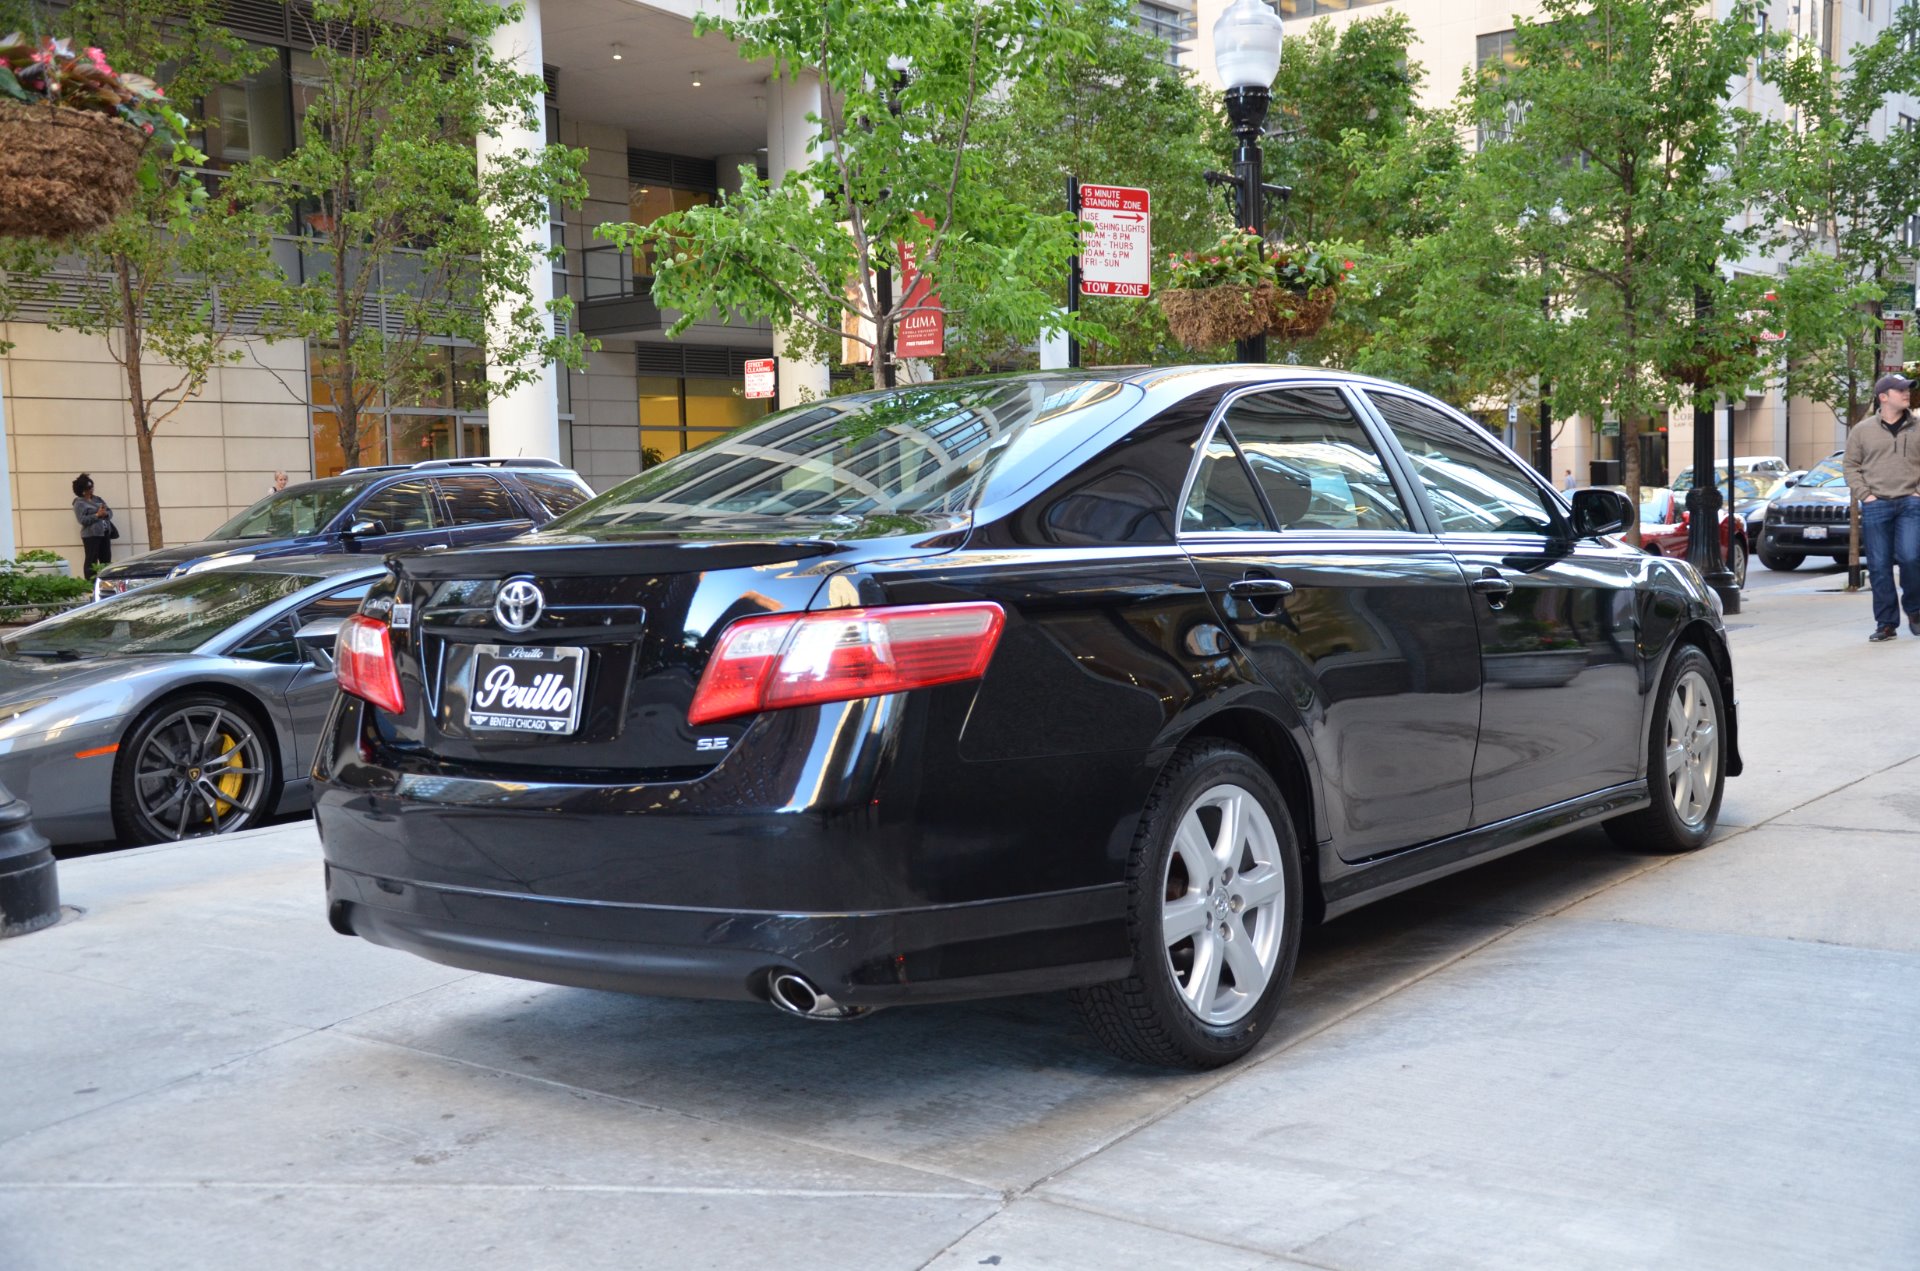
[336,614,405,715]
[687,602,1006,726]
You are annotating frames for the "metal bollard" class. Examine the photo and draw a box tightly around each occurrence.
[0,783,59,937]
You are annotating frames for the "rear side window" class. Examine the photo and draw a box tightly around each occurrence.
[517,473,592,518]
[1183,430,1268,533]
[354,480,439,534]
[1368,392,1560,537]
[436,475,523,525]
[1225,389,1412,532]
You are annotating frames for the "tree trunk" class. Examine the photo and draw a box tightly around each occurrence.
[115,256,166,550]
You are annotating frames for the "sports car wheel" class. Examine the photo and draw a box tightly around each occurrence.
[1604,645,1725,855]
[1728,540,1748,589]
[112,695,277,846]
[1072,741,1302,1069]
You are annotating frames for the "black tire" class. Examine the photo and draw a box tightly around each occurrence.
[1072,740,1303,1069]
[1604,645,1726,855]
[1728,539,1748,589]
[111,693,279,847]
[1759,549,1800,571]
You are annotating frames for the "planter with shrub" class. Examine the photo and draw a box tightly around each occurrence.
[1160,230,1351,353]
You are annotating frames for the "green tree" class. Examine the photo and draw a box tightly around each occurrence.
[958,0,1225,369]
[597,0,1089,391]
[1262,13,1466,378]
[0,0,279,549]
[228,0,589,470]
[1761,8,1920,436]
[1430,0,1772,537]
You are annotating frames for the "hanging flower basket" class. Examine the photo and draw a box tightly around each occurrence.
[1160,283,1274,351]
[0,35,178,244]
[0,100,146,241]
[1267,285,1338,342]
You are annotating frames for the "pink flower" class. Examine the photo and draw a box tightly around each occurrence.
[142,122,154,134]
[1342,260,1355,271]
[1206,256,1220,264]
[86,47,111,74]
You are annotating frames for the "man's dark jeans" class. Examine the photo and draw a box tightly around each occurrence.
[1861,494,1920,628]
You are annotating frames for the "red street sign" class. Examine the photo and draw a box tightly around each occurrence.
[1079,184,1151,298]
[1885,317,1906,371]
[744,357,776,400]
[897,213,945,359]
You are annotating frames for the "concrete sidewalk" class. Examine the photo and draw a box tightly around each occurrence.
[3,582,1917,1271]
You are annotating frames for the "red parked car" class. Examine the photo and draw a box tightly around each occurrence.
[1636,487,1748,587]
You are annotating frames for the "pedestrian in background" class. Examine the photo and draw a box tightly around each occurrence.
[269,470,288,496]
[1562,468,1576,492]
[1844,373,1920,642]
[71,473,116,579]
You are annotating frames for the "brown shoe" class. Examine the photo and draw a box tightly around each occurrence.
[1870,625,1898,642]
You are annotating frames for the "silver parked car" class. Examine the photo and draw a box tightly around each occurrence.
[0,557,383,846]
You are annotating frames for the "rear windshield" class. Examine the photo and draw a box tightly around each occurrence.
[549,377,1139,530]
[1,571,316,660]
[213,480,369,539]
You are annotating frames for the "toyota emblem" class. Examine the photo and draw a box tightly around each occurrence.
[493,578,545,633]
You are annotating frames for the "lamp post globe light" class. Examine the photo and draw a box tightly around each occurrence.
[1212,0,1284,363]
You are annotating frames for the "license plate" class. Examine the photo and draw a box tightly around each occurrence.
[1803,525,1828,540]
[466,644,586,734]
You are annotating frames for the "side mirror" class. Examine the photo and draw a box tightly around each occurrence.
[346,518,389,539]
[1783,477,1799,488]
[1571,488,1634,537]
[294,616,346,672]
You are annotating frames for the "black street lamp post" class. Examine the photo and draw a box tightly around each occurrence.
[1686,285,1741,613]
[1209,0,1286,365]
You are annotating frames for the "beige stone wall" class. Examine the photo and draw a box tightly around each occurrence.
[0,323,311,573]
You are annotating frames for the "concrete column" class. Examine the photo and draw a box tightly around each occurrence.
[767,72,832,409]
[478,0,561,459]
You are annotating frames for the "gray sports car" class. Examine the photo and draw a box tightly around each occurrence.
[0,557,383,846]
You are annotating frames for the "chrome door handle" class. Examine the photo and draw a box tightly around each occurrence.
[1227,578,1295,599]
[1470,574,1513,609]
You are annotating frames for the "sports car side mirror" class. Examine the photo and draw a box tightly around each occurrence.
[295,616,347,671]
[1571,488,1634,537]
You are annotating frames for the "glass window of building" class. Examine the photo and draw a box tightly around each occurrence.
[637,373,771,468]
[202,46,291,168]
[309,344,491,476]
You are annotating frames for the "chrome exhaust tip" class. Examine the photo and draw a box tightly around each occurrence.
[766,971,869,1021]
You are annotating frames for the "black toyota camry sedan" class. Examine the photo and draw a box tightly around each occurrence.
[314,367,1741,1069]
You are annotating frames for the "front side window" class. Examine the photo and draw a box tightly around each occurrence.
[1369,392,1560,537]
[354,480,440,534]
[1226,389,1412,532]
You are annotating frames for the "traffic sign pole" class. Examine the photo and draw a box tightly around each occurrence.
[1067,176,1081,370]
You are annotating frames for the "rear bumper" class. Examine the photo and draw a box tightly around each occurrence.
[324,861,1128,1006]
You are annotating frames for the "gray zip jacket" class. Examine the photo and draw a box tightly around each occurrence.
[1843,410,1920,500]
[73,495,113,538]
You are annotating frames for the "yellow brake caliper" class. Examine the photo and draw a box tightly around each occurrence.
[210,732,246,817]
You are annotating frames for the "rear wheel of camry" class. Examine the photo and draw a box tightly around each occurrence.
[1073,741,1303,1069]
[1728,540,1749,588]
[1604,645,1726,855]
[111,694,278,846]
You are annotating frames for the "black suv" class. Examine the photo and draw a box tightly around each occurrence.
[94,458,594,599]
[1758,451,1860,570]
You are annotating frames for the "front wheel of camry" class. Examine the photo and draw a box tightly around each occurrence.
[1604,645,1726,855]
[1072,741,1303,1069]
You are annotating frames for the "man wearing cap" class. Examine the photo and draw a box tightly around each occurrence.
[1844,373,1920,641]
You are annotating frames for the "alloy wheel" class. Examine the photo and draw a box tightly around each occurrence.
[1161,783,1287,1026]
[131,705,270,841]
[1663,669,1719,829]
